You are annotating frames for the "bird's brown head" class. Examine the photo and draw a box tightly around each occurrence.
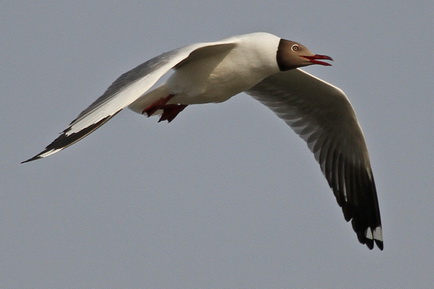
[276,39,333,71]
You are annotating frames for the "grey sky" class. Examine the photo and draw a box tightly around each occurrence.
[2,1,434,288]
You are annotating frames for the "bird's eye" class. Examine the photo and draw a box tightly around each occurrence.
[291,44,300,51]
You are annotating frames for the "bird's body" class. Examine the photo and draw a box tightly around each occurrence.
[130,33,281,112]
[23,32,383,250]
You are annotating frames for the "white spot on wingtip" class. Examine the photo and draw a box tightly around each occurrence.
[373,226,383,241]
[365,226,383,241]
[39,149,61,159]
[365,228,373,240]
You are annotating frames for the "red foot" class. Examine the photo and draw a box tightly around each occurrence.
[142,94,175,117]
[158,104,187,123]
[142,94,188,122]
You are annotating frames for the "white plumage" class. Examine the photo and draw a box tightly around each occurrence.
[23,32,383,250]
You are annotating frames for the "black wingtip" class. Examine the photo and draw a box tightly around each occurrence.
[356,228,384,250]
[363,239,383,251]
[375,239,384,251]
[365,239,374,250]
[21,114,117,165]
[21,155,42,164]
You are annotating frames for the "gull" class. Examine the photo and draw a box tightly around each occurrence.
[23,32,383,250]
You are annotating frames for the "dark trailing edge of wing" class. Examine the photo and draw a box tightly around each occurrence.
[22,114,117,163]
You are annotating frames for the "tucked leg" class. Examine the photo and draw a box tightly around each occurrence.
[142,94,188,122]
[158,104,188,123]
[142,94,175,117]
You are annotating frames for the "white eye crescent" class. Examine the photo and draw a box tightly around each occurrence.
[291,44,300,51]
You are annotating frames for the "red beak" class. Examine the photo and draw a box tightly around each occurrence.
[302,54,333,66]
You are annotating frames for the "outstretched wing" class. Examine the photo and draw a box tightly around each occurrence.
[23,40,237,163]
[246,69,383,250]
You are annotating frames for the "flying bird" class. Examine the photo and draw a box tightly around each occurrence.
[23,32,383,250]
